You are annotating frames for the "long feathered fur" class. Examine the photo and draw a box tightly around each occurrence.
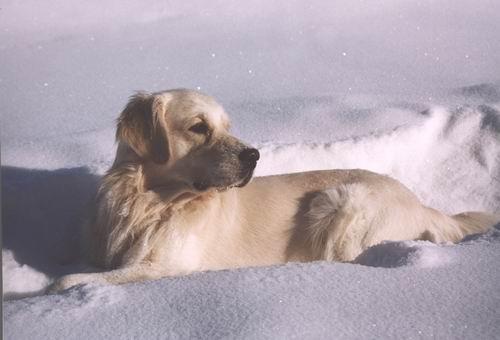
[86,164,172,268]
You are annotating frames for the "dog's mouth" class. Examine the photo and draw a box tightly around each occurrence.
[193,168,255,193]
[234,168,254,188]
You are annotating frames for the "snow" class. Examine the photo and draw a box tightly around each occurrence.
[2,0,500,338]
[5,231,500,339]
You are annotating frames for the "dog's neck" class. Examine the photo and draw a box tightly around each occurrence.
[110,142,216,209]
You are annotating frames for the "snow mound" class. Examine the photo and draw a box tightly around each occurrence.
[5,231,500,339]
[257,105,500,213]
[2,250,50,300]
[454,83,500,103]
[354,241,453,268]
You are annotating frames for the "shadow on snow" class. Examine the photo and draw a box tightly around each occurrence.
[2,166,100,288]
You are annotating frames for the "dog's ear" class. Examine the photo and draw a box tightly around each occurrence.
[116,92,170,164]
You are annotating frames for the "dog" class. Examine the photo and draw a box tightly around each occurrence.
[50,89,499,291]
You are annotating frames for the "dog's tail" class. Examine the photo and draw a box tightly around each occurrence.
[452,211,500,236]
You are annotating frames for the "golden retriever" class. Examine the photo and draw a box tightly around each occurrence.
[50,89,499,291]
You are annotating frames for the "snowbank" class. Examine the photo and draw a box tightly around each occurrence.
[5,230,500,339]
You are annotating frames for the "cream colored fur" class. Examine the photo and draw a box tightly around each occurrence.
[49,89,499,292]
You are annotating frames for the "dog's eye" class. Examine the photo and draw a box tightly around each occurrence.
[189,122,209,135]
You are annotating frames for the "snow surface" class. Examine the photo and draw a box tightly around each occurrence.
[2,0,500,339]
[5,231,500,339]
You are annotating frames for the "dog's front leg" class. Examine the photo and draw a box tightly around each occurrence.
[47,262,167,293]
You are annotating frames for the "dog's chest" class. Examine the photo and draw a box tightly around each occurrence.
[160,210,214,274]
[157,195,234,275]
[170,232,203,273]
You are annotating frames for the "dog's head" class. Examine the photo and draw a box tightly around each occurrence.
[116,89,259,193]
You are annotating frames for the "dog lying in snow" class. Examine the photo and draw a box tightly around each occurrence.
[50,89,499,291]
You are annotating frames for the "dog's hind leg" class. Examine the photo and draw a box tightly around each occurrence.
[304,180,437,262]
[305,184,378,262]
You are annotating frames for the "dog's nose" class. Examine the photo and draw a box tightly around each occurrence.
[239,148,260,164]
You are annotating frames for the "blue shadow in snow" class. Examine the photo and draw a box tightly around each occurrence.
[2,166,100,280]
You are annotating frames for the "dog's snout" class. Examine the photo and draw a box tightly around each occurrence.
[239,148,260,164]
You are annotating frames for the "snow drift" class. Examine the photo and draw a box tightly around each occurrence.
[5,229,500,339]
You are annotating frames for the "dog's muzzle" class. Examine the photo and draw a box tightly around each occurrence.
[192,148,260,192]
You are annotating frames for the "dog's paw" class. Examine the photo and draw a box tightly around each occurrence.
[46,273,102,294]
